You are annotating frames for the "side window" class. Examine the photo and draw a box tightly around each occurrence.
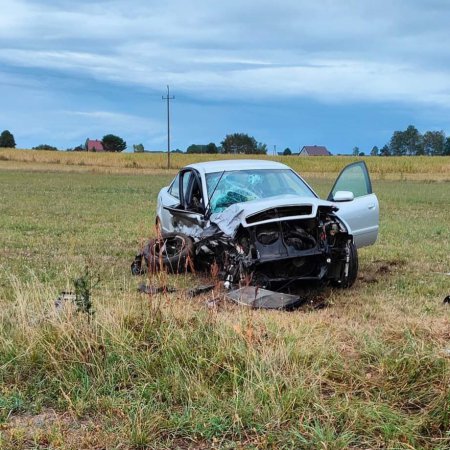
[331,162,372,199]
[182,172,193,199]
[181,170,204,212]
[168,174,180,199]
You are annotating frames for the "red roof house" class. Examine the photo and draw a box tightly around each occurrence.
[299,145,331,156]
[85,139,104,152]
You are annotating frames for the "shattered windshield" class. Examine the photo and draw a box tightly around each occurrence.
[206,169,315,213]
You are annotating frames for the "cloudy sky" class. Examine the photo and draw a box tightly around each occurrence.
[1,0,450,153]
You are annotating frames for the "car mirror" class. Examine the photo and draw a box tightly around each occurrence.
[333,190,354,202]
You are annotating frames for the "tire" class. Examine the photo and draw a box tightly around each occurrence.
[147,233,194,273]
[333,241,358,288]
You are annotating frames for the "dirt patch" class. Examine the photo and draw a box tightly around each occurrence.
[359,258,406,284]
[0,410,113,450]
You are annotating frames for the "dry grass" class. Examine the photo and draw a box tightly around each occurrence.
[1,148,449,180]
[0,165,449,448]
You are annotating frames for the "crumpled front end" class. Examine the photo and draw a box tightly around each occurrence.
[196,201,353,290]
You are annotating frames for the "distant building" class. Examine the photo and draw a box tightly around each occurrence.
[299,145,331,156]
[85,139,104,152]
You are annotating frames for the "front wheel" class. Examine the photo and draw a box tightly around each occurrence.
[333,241,358,288]
[131,233,194,275]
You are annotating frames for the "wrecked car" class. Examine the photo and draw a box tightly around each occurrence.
[136,160,379,294]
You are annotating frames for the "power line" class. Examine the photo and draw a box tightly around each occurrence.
[162,85,175,169]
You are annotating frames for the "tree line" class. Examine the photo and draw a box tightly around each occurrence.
[2,126,450,155]
[184,133,268,154]
[354,125,450,156]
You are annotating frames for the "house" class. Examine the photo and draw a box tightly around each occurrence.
[85,139,104,152]
[299,145,331,156]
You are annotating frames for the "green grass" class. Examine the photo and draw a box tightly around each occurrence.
[0,167,449,449]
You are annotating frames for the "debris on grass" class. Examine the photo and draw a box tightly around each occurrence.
[55,268,98,316]
[137,283,176,295]
[54,291,77,310]
[226,286,302,310]
[187,284,215,298]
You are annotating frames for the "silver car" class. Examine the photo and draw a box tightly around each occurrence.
[153,159,378,289]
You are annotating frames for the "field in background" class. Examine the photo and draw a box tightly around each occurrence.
[0,158,449,449]
[1,148,450,180]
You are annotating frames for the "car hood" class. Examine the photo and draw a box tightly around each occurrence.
[209,194,337,237]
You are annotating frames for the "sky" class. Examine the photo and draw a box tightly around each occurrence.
[1,0,450,154]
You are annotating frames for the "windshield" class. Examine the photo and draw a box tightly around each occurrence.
[206,169,316,213]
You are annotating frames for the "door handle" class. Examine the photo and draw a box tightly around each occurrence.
[368,204,376,210]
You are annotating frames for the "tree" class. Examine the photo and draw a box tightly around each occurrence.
[445,137,450,156]
[256,142,267,154]
[0,130,16,148]
[389,125,423,155]
[221,133,264,154]
[133,143,145,153]
[102,134,126,152]
[358,151,365,156]
[186,144,205,154]
[423,131,445,156]
[283,147,292,156]
[370,146,379,156]
[352,146,360,156]
[380,145,391,156]
[32,144,58,151]
[389,130,406,156]
[404,125,423,155]
[206,142,218,154]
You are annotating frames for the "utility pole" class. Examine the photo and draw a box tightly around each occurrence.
[273,144,277,156]
[162,85,175,169]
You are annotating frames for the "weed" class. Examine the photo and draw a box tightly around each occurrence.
[73,267,99,316]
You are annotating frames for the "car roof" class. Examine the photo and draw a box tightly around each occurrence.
[185,159,291,175]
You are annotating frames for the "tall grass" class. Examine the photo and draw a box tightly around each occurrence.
[1,273,449,449]
[1,148,449,178]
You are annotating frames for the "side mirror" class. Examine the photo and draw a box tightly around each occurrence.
[333,190,354,202]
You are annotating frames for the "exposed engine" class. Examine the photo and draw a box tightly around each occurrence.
[196,206,352,289]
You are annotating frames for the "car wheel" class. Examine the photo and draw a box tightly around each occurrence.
[333,241,358,288]
[148,233,194,273]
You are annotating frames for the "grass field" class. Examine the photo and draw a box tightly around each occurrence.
[0,155,449,449]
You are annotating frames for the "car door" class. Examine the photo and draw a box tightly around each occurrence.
[327,161,379,248]
[162,168,207,235]
[158,173,181,233]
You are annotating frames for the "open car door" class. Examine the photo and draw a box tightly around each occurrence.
[327,161,379,248]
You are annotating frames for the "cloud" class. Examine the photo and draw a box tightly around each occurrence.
[1,0,450,108]
[1,0,450,149]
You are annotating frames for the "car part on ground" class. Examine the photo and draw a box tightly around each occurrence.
[187,284,215,297]
[226,286,301,309]
[137,283,177,295]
